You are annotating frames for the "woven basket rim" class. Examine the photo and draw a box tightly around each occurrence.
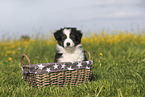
[22,60,93,74]
[22,60,92,67]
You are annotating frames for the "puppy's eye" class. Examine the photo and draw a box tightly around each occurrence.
[71,34,75,38]
[62,35,66,40]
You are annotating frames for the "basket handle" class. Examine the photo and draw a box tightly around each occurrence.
[85,50,91,60]
[21,54,31,67]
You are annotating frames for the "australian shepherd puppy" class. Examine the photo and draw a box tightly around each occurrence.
[54,27,87,62]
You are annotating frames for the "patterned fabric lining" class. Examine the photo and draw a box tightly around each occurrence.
[22,60,93,74]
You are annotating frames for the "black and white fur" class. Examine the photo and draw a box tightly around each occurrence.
[54,27,87,62]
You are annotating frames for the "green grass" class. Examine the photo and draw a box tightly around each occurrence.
[0,34,145,97]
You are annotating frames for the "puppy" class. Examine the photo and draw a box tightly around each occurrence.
[54,27,87,62]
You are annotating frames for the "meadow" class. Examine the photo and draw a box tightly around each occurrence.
[0,31,145,97]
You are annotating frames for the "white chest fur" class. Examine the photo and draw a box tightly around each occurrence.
[57,44,84,62]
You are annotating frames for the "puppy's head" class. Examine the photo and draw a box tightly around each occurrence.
[54,27,82,48]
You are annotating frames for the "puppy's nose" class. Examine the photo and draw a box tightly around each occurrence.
[66,42,70,46]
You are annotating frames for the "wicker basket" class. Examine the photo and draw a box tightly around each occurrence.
[21,51,93,87]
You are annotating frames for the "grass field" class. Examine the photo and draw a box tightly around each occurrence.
[0,32,145,97]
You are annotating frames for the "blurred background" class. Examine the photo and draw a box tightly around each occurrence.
[0,0,145,40]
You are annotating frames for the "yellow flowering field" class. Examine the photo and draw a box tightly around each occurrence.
[82,32,145,45]
[0,32,144,61]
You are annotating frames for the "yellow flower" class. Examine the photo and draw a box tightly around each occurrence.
[9,57,12,61]
[100,53,103,56]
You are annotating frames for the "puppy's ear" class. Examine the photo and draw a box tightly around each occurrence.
[54,29,62,40]
[54,30,59,40]
[77,30,82,40]
[54,28,63,40]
